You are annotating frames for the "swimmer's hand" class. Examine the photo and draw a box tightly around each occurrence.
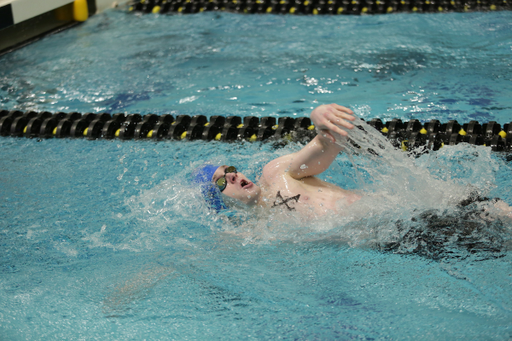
[310,104,355,143]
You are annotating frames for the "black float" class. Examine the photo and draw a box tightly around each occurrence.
[0,109,511,152]
[128,0,511,15]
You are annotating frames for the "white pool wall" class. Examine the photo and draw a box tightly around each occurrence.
[0,0,129,25]
[96,0,130,13]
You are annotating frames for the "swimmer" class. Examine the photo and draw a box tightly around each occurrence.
[192,103,363,216]
[193,103,512,220]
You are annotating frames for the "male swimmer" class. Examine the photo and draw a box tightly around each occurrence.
[192,104,363,216]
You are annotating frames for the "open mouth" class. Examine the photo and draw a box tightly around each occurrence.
[240,179,250,188]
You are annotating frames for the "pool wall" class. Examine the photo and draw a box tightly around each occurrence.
[0,0,129,53]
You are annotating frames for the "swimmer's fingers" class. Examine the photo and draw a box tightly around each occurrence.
[324,121,350,137]
[330,104,355,118]
[311,104,356,138]
[324,105,355,137]
[329,104,356,125]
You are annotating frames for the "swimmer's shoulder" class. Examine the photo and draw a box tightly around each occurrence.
[262,154,296,183]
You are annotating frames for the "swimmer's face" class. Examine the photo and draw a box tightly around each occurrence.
[212,165,261,205]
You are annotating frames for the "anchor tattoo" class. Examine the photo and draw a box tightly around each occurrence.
[271,191,301,211]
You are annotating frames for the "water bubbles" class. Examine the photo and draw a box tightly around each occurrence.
[117,168,128,180]
[334,116,469,211]
[318,115,512,258]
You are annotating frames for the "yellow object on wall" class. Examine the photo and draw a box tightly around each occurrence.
[73,0,89,22]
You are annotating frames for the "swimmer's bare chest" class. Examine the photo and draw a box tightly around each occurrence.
[263,174,358,214]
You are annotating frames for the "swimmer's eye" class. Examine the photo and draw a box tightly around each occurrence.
[215,166,237,192]
[225,166,236,174]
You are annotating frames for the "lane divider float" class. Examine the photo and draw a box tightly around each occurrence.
[0,109,511,152]
[128,0,511,15]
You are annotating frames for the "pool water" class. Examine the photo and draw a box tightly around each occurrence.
[0,8,512,340]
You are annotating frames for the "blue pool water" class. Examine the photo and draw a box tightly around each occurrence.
[1,8,512,340]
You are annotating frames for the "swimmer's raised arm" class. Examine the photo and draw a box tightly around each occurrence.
[264,104,355,180]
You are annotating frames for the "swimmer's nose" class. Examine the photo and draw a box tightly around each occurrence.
[225,172,237,183]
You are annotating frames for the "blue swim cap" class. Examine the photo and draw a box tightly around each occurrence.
[191,164,227,212]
